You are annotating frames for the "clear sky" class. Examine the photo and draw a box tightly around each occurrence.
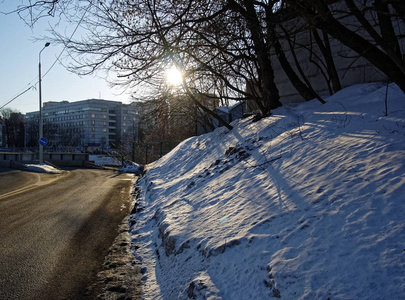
[0,2,132,114]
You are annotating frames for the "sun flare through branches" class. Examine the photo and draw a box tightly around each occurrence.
[165,66,183,87]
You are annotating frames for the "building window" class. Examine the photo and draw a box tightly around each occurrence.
[91,114,95,118]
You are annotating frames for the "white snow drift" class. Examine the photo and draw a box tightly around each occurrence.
[129,83,405,299]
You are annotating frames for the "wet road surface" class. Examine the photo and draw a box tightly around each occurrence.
[0,168,135,299]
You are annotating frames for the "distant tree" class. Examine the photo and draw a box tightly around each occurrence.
[43,121,84,151]
[0,108,14,120]
[0,109,25,149]
[25,116,39,148]
[136,92,194,144]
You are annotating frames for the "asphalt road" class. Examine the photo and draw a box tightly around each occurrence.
[0,168,135,300]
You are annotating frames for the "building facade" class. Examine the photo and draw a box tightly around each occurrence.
[26,99,139,152]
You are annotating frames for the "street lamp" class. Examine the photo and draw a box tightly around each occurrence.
[38,42,50,165]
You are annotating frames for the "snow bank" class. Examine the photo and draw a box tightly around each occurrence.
[25,164,62,174]
[130,83,405,299]
[119,161,144,175]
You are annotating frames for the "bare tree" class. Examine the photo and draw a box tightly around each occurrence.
[0,109,25,149]
[6,1,286,118]
[2,0,74,26]
[0,108,16,119]
[283,0,405,93]
[6,0,403,128]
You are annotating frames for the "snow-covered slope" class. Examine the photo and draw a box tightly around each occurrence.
[129,83,405,299]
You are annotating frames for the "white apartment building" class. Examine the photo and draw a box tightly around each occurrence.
[26,99,139,151]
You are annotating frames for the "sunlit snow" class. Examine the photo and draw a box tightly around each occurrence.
[129,83,405,299]
[25,164,62,174]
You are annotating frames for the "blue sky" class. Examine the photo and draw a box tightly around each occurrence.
[0,2,132,114]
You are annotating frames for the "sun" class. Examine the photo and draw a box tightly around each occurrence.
[165,66,183,87]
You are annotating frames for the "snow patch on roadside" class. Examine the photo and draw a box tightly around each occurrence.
[25,164,62,174]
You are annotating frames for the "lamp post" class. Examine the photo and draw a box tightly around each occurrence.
[38,42,50,165]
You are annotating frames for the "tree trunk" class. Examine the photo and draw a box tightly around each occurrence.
[285,0,405,94]
[229,0,282,115]
[375,0,402,58]
[312,29,342,93]
[389,0,405,23]
[271,28,326,103]
[344,0,405,71]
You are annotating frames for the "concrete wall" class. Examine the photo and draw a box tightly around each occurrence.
[271,17,389,105]
[0,152,89,167]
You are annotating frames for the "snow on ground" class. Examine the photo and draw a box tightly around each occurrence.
[25,164,62,174]
[119,161,144,175]
[129,83,405,299]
